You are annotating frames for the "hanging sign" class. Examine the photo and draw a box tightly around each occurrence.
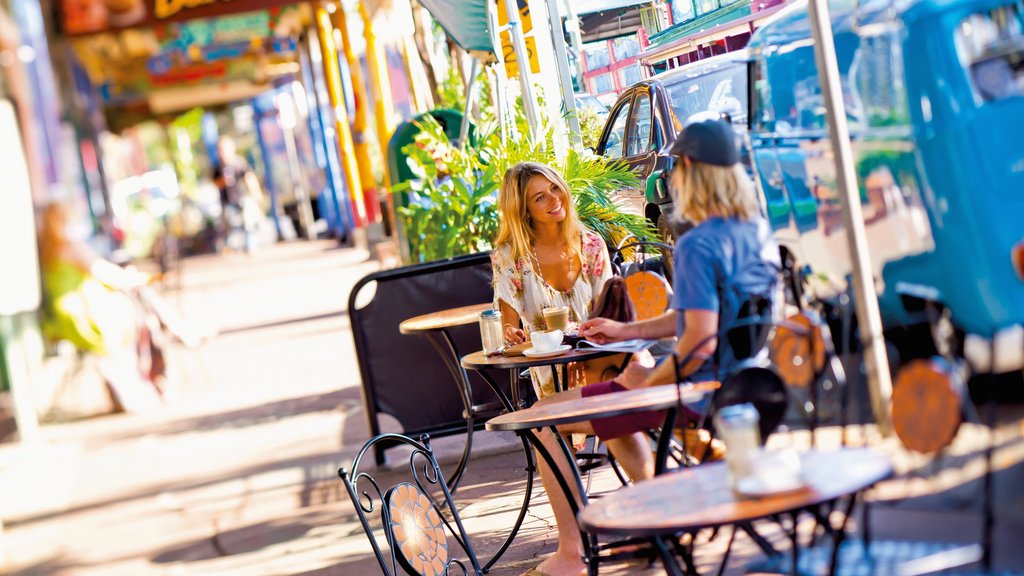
[497,0,541,78]
[59,0,300,36]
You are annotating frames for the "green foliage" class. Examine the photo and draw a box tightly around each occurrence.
[437,67,466,111]
[396,115,499,263]
[398,86,656,264]
[576,107,606,150]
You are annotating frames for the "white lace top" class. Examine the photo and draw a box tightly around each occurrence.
[491,230,612,397]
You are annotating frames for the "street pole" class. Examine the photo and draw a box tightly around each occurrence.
[486,1,511,143]
[807,0,893,435]
[459,59,481,148]
[501,0,541,140]
[543,0,582,151]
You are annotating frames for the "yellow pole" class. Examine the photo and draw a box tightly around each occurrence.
[359,2,396,152]
[359,1,397,231]
[333,4,381,223]
[316,6,366,227]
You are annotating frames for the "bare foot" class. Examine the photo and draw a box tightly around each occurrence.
[525,553,586,576]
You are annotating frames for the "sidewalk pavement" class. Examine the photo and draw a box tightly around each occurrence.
[2,240,1023,576]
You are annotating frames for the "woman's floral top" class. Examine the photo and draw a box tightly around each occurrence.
[491,230,612,397]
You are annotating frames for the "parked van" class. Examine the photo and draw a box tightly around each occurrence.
[747,0,1024,372]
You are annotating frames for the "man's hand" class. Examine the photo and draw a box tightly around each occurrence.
[579,318,629,344]
[613,351,656,389]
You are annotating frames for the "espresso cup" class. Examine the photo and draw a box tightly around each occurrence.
[542,306,570,332]
[530,329,564,353]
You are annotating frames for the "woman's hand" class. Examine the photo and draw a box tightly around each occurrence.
[579,318,628,344]
[504,324,526,345]
[613,351,656,390]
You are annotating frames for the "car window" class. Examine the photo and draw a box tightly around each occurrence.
[665,64,749,126]
[626,93,653,156]
[602,98,632,158]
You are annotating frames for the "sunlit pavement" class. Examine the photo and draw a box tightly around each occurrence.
[2,240,1023,575]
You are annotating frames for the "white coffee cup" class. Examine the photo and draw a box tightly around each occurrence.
[530,329,564,353]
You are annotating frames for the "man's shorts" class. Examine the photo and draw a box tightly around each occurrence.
[581,380,700,440]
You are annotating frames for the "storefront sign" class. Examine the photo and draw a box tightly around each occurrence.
[59,0,299,36]
[154,0,232,20]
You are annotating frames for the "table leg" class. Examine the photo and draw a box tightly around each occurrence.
[813,495,857,576]
[653,536,688,576]
[551,364,562,393]
[483,431,537,572]
[476,370,515,413]
[715,526,737,576]
[786,511,801,576]
[424,330,475,492]
[655,408,678,475]
[523,427,597,565]
[509,368,525,409]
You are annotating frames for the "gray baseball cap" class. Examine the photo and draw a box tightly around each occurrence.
[668,119,739,167]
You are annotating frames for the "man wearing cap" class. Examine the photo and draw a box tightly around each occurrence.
[519,119,781,576]
[574,118,781,471]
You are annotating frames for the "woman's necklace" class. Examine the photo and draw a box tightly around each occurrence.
[530,242,573,279]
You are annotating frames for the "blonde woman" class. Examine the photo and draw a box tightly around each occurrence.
[491,161,612,398]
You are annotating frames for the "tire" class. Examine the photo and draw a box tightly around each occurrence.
[657,213,691,280]
[656,213,674,280]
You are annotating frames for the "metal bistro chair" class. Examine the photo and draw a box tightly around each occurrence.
[339,433,483,576]
[610,237,675,323]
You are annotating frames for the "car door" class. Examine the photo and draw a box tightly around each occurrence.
[597,94,633,160]
[612,89,661,218]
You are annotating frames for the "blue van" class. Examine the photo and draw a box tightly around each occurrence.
[747,0,1024,372]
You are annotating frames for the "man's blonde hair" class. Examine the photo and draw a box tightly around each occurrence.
[495,162,583,264]
[671,160,758,223]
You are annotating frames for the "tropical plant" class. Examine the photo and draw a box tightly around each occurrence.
[396,95,656,264]
[394,116,499,263]
[575,106,606,150]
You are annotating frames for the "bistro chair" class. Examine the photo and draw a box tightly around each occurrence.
[339,433,482,576]
[610,238,675,323]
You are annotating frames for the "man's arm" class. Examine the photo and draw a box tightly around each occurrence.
[642,309,719,387]
[580,310,677,343]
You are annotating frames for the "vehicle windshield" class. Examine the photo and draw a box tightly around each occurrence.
[955,3,1024,102]
[664,64,748,125]
[574,93,608,115]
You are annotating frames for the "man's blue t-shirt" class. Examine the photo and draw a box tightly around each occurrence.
[671,216,781,380]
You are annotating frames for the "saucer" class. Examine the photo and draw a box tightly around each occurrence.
[523,344,572,359]
[734,475,807,498]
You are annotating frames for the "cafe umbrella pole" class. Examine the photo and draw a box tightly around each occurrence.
[807,0,893,435]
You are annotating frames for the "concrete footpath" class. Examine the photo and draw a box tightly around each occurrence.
[2,240,1023,576]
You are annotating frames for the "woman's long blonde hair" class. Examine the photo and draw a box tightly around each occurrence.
[671,160,758,223]
[495,162,584,265]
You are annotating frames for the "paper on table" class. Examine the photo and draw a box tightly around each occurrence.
[574,339,658,353]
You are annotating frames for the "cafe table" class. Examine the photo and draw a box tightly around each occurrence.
[577,447,893,576]
[457,345,626,570]
[484,382,719,572]
[399,303,496,493]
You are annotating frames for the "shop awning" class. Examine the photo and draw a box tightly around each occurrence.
[416,0,494,53]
